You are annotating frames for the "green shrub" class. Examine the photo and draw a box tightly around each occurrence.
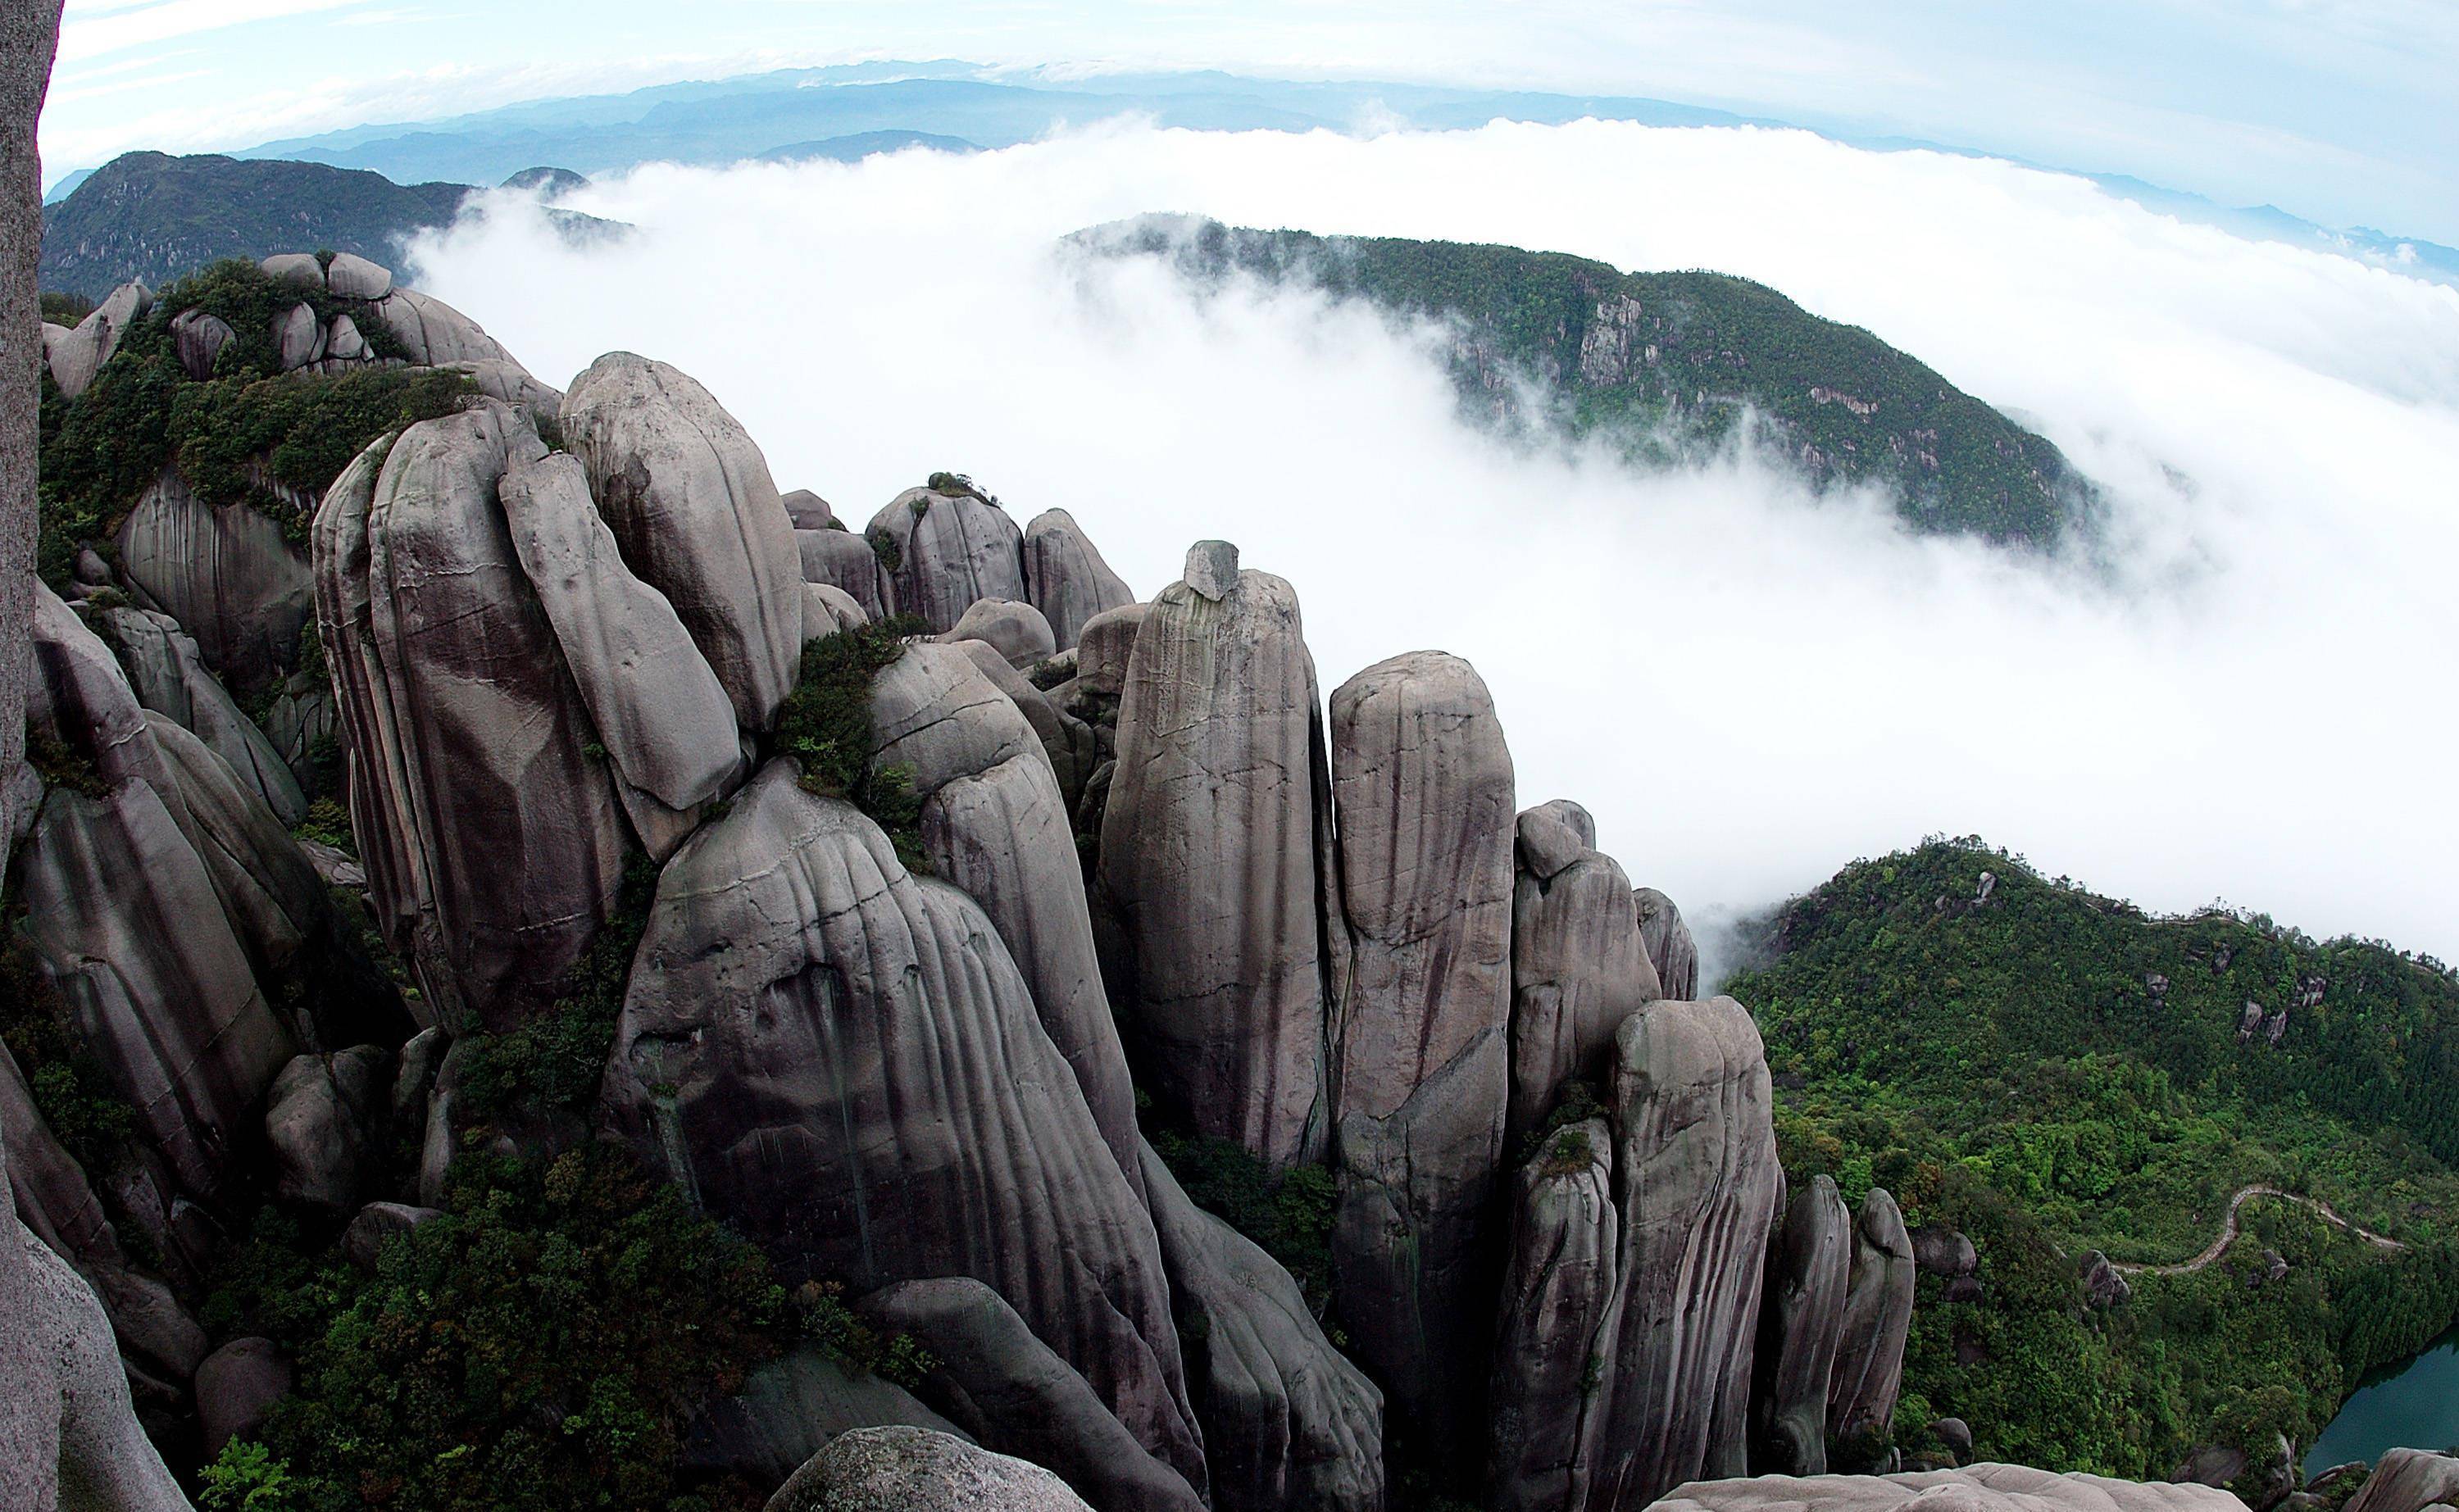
[1147,1125,1338,1317]
[39,289,96,326]
[0,913,139,1178]
[770,616,933,874]
[454,852,660,1122]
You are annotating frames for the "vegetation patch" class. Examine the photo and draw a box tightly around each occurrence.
[771,616,933,874]
[1728,836,2459,1475]
[1147,1120,1339,1320]
[1,903,139,1178]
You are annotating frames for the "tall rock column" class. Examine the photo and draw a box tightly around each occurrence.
[1022,507,1134,650]
[1097,540,1333,1169]
[1588,996,1779,1506]
[1507,801,1661,1148]
[0,0,60,847]
[1827,1188,1916,1469]
[1326,650,1515,1451]
[1750,1173,1852,1474]
[1489,1118,1620,1512]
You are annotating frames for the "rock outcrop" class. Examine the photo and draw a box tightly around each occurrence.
[116,465,314,689]
[1489,1117,1620,1512]
[1098,542,1333,1169]
[866,483,1026,634]
[866,645,1143,1193]
[264,1046,392,1214]
[1635,886,1700,1001]
[601,764,1203,1486]
[1507,800,1661,1147]
[2343,1451,2459,1512]
[1140,1141,1384,1512]
[1828,1189,1917,1470]
[798,526,898,624]
[97,605,305,823]
[1023,508,1135,650]
[684,1348,965,1492]
[860,1277,1206,1512]
[1657,1464,2251,1512]
[1586,997,1779,1503]
[766,1425,1093,1512]
[563,352,802,730]
[1325,649,1515,1449]
[194,1336,291,1455]
[313,406,630,1028]
[43,279,148,400]
[1752,1174,1852,1475]
[941,597,1057,670]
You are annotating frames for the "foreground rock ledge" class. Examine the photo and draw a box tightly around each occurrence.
[1657,1464,2251,1512]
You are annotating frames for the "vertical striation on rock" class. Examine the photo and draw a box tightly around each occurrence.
[563,352,802,730]
[1097,542,1333,1169]
[1507,801,1661,1149]
[1023,507,1135,651]
[601,763,1204,1487]
[866,643,1144,1196]
[115,465,314,688]
[1325,649,1516,1451]
[1752,1173,1852,1475]
[798,526,898,624]
[1828,1187,1916,1469]
[866,482,1027,633]
[1589,996,1779,1506]
[313,406,629,1029]
[1489,1116,1620,1512]
[1635,887,1701,1002]
[98,605,305,823]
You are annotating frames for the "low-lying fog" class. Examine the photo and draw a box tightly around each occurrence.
[405,118,2459,976]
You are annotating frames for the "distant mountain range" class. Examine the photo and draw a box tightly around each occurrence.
[1084,216,2092,547]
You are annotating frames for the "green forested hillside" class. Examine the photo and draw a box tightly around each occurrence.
[1727,839,2459,1480]
[1087,217,2093,547]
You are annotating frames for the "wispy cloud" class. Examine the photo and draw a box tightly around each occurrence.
[59,0,381,62]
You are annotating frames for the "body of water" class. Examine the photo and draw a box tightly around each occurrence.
[2305,1327,2459,1475]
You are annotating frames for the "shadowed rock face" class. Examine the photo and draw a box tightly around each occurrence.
[600,765,1202,1485]
[98,605,304,824]
[1829,1188,1917,1470]
[1098,548,1334,1169]
[1490,1117,1620,1512]
[866,644,1143,1196]
[1589,997,1780,1508]
[1752,1174,1852,1475]
[1657,1464,2252,1512]
[1507,801,1661,1149]
[313,406,630,1030]
[683,1346,961,1492]
[116,465,313,689]
[1139,1140,1385,1512]
[563,352,803,732]
[766,1425,1093,1512]
[866,485,1027,634]
[1326,649,1516,1452]
[1635,887,1700,1002]
[1023,508,1135,651]
[858,1276,1207,1512]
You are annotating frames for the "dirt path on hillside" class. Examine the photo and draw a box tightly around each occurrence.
[2113,1184,2407,1277]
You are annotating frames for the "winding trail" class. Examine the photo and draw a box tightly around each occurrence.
[2113,1185,2407,1277]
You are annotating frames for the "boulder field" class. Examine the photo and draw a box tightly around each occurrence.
[5,252,2239,1512]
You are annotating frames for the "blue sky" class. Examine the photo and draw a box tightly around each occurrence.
[37,0,2459,243]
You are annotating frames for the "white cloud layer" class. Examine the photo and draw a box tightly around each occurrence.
[403,120,2459,974]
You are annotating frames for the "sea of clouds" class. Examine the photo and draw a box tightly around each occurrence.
[404,118,2459,975]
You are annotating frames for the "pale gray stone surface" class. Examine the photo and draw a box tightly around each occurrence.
[565,352,803,730]
[2344,1453,2459,1512]
[601,765,1202,1482]
[1022,508,1134,650]
[1490,1118,1619,1512]
[1508,805,1661,1149]
[1659,1465,2250,1512]
[864,484,1027,633]
[765,1426,1092,1512]
[1753,1174,1852,1475]
[116,465,313,688]
[1637,886,1702,1001]
[1072,602,1148,702]
[940,597,1057,669]
[1829,1189,1917,1469]
[265,1046,391,1214]
[684,1346,964,1491]
[45,279,148,400]
[98,605,305,823]
[1325,649,1515,1449]
[1097,559,1333,1169]
[324,252,393,300]
[798,526,898,624]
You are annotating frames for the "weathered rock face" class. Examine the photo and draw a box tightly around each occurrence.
[867,645,1143,1194]
[1097,545,1333,1169]
[684,1347,964,1492]
[264,1047,392,1215]
[325,252,392,300]
[1073,603,1148,704]
[1635,887,1700,1001]
[948,638,1101,812]
[1023,508,1135,651]
[340,1201,440,1270]
[1589,997,1780,1505]
[1752,1174,1852,1475]
[116,466,314,688]
[2343,1451,2459,1512]
[1828,1189,1916,1470]
[373,286,516,368]
[1507,801,1661,1147]
[170,309,234,379]
[1910,1226,1978,1278]
[1490,1118,1619,1512]
[860,1277,1207,1512]
[1139,1141,1384,1512]
[1657,1464,2252,1512]
[601,765,1202,1482]
[1325,650,1515,1450]
[563,352,802,730]
[803,582,867,638]
[98,605,305,823]
[44,279,150,399]
[866,484,1027,634]
[941,597,1057,670]
[2079,1251,2131,1310]
[798,528,898,624]
[766,1425,1094,1512]
[195,1336,291,1455]
[499,447,744,816]
[313,407,630,1029]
